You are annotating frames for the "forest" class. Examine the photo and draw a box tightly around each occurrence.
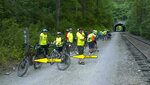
[0,0,149,66]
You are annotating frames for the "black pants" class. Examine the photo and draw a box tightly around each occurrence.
[56,47,63,53]
[77,46,84,55]
[40,45,48,55]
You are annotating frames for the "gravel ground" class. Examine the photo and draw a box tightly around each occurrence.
[0,32,147,85]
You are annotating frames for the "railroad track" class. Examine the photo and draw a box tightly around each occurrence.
[128,34,150,46]
[122,33,150,83]
[122,33,150,58]
[124,35,149,59]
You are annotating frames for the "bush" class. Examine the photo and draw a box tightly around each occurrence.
[0,19,24,65]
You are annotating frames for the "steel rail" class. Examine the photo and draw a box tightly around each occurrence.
[122,34,148,59]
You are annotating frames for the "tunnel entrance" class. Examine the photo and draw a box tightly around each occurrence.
[113,21,126,32]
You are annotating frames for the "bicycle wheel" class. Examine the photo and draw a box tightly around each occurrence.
[33,54,43,69]
[57,53,71,71]
[49,49,61,65]
[17,58,29,77]
[73,46,78,55]
[48,53,56,65]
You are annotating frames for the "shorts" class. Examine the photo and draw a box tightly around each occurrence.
[40,45,48,55]
[77,46,84,55]
[88,42,94,49]
[94,40,97,44]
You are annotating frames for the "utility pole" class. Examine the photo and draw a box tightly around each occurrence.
[23,27,33,65]
[23,27,29,53]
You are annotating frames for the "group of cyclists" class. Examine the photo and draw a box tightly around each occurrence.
[39,28,111,65]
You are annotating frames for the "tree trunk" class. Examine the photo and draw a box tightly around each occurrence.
[56,0,60,30]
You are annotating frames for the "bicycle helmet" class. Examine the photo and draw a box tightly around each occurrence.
[78,28,82,31]
[69,28,72,31]
[57,32,62,35]
[66,29,69,32]
[42,28,48,32]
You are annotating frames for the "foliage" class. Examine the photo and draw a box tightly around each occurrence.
[0,0,114,65]
[113,0,150,39]
[126,0,150,39]
[113,0,129,22]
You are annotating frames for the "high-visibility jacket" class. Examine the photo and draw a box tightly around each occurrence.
[93,30,98,35]
[82,31,85,37]
[67,32,73,43]
[77,32,85,46]
[56,37,63,47]
[76,32,79,38]
[76,32,85,39]
[39,33,47,45]
[102,31,107,35]
[87,33,95,42]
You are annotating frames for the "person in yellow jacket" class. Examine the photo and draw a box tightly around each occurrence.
[67,28,74,44]
[55,32,63,53]
[77,28,85,65]
[39,29,48,55]
[76,29,85,40]
[93,30,98,49]
[87,30,95,54]
[66,28,74,55]
[102,30,107,40]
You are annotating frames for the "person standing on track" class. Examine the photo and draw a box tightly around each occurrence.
[87,30,95,55]
[76,28,85,65]
[67,28,74,44]
[66,28,74,55]
[106,30,111,39]
[76,29,86,48]
[93,30,98,50]
[39,28,49,56]
[55,32,64,53]
[102,30,107,41]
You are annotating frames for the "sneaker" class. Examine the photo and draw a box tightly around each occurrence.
[78,61,85,65]
[89,52,93,55]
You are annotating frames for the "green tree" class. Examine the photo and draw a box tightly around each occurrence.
[0,0,114,66]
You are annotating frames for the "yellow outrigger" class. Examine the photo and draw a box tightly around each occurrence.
[34,58,62,63]
[72,55,98,59]
[34,55,97,63]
